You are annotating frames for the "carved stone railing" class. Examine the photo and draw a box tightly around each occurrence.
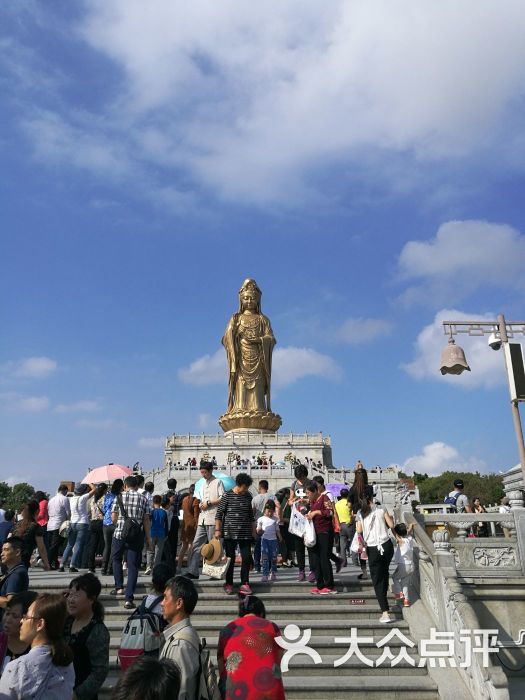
[397,506,510,700]
[420,512,524,577]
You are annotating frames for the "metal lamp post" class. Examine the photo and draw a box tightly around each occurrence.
[439,314,525,486]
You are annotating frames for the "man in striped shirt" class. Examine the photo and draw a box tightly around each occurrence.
[111,475,151,609]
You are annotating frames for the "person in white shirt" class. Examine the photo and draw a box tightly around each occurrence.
[499,496,512,538]
[392,523,415,607]
[0,499,6,523]
[356,495,395,624]
[59,482,96,572]
[47,485,71,570]
[256,501,282,582]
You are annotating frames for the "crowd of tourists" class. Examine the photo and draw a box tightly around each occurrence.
[3,459,512,698]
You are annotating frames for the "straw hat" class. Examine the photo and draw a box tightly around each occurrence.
[200,538,222,564]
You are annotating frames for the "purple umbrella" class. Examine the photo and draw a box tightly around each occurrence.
[325,482,349,499]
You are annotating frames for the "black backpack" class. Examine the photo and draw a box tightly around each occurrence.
[117,495,143,550]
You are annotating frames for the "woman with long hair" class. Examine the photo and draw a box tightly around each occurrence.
[348,469,373,577]
[355,494,396,624]
[472,497,488,537]
[34,491,49,553]
[0,591,38,671]
[11,500,50,570]
[64,573,110,700]
[217,595,284,700]
[101,479,123,576]
[87,484,108,574]
[0,593,74,699]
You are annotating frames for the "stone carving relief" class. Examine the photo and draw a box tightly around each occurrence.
[473,547,516,567]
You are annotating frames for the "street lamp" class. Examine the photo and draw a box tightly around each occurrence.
[439,314,525,486]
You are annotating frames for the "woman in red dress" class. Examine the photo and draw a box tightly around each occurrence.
[217,595,285,700]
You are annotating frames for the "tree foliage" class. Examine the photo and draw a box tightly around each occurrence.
[1,482,36,511]
[416,471,504,507]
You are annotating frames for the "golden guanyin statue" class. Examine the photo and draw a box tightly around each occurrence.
[219,279,282,433]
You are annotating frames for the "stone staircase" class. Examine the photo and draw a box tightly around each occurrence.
[29,567,441,699]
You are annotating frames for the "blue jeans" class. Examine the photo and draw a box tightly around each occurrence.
[112,536,143,601]
[61,523,89,569]
[261,539,279,576]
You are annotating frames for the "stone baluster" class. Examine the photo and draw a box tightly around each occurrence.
[432,528,451,551]
[508,489,525,509]
[454,519,468,541]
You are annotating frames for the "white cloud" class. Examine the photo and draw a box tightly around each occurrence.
[75,418,124,429]
[178,349,225,386]
[137,436,165,448]
[1,356,57,379]
[336,317,393,344]
[3,474,34,487]
[273,347,342,387]
[397,220,525,305]
[178,345,342,387]
[0,392,50,412]
[197,413,214,430]
[402,441,486,477]
[55,400,101,413]
[401,309,506,389]
[15,1,525,204]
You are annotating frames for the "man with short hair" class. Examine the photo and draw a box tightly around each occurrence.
[0,537,29,621]
[160,575,200,700]
[47,484,71,570]
[445,479,472,513]
[111,475,152,608]
[185,462,225,579]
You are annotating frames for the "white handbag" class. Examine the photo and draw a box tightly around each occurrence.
[202,556,231,580]
[304,519,317,548]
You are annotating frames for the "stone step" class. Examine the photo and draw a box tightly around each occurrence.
[99,672,439,699]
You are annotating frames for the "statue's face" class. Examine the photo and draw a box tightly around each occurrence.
[240,290,258,311]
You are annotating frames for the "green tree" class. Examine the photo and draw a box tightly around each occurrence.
[0,481,11,503]
[417,471,504,506]
[7,482,35,511]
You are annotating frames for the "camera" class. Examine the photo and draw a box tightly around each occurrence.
[488,332,502,351]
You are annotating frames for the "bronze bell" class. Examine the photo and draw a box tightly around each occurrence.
[439,338,471,375]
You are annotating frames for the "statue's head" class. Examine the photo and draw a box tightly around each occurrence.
[238,278,262,313]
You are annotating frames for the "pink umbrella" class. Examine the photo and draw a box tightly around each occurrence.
[81,463,132,484]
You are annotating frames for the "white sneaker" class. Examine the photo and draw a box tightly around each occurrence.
[144,567,152,575]
[379,612,393,624]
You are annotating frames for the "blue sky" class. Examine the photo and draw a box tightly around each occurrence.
[2,1,525,491]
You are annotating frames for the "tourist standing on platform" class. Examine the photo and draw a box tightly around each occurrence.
[0,593,75,700]
[11,501,50,571]
[312,475,344,573]
[165,480,181,567]
[217,595,285,700]
[289,464,315,581]
[47,485,71,570]
[145,495,168,574]
[348,469,373,577]
[100,480,122,576]
[276,488,295,566]
[251,480,275,573]
[305,483,336,595]
[64,573,110,700]
[87,484,108,574]
[0,538,29,622]
[0,510,15,546]
[185,463,225,580]
[159,575,200,700]
[215,473,255,595]
[0,591,38,671]
[34,492,49,552]
[60,483,97,573]
[177,485,199,572]
[256,501,281,582]
[111,475,152,609]
[356,494,395,623]
[335,488,352,568]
